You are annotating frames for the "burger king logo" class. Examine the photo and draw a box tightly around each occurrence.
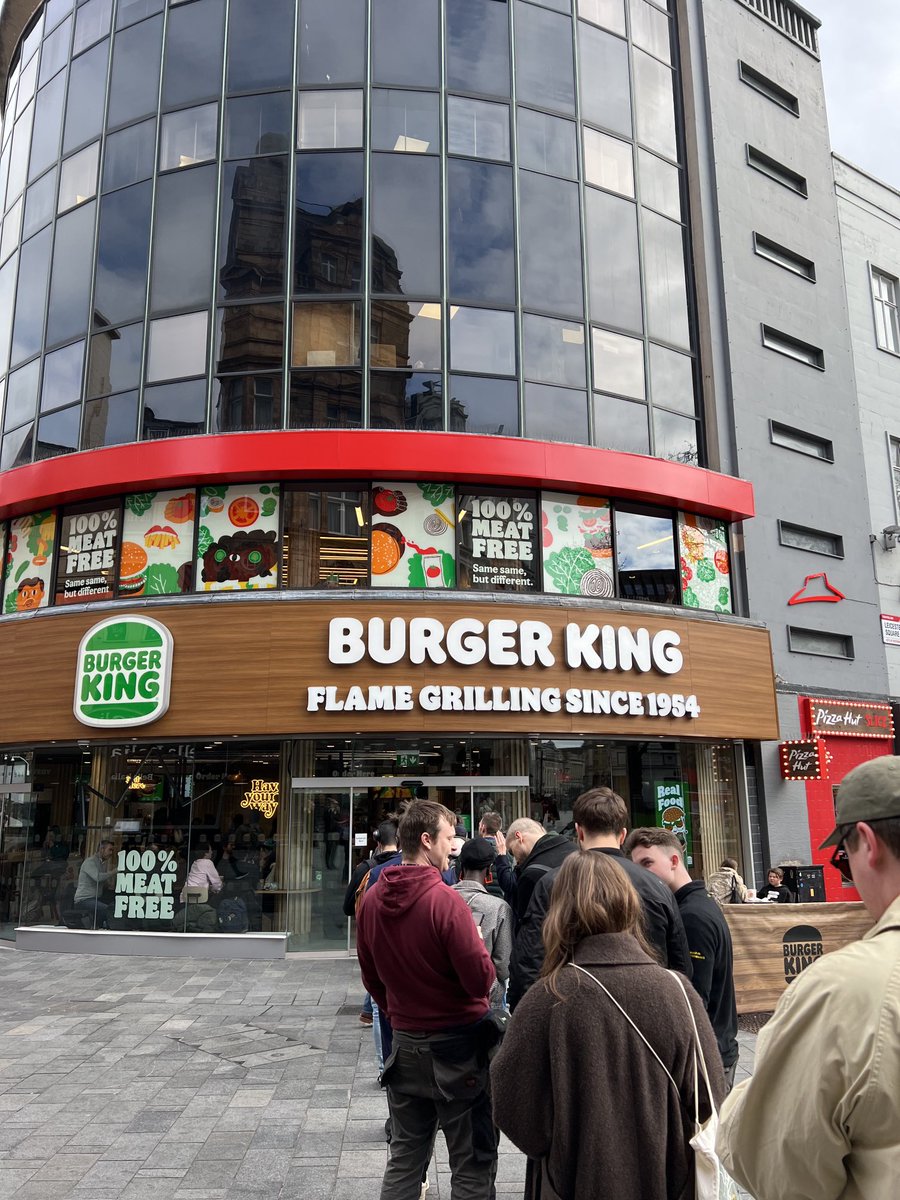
[74,616,173,729]
[782,924,824,984]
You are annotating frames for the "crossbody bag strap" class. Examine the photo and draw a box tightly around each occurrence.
[668,970,718,1127]
[569,963,680,1094]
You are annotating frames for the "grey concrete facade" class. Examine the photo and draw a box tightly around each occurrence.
[681,0,892,867]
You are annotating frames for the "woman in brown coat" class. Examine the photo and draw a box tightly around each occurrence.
[491,851,725,1200]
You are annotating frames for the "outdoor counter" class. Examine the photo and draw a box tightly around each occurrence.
[724,901,873,1013]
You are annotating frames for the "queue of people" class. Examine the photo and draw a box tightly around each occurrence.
[353,764,900,1199]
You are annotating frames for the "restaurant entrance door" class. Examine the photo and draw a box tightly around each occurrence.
[288,775,529,953]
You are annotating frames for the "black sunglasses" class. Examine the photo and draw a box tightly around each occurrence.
[830,841,852,882]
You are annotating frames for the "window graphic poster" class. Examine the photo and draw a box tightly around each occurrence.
[56,502,121,605]
[196,483,280,591]
[119,490,197,596]
[678,514,731,612]
[458,490,540,591]
[542,492,613,596]
[370,482,456,588]
[2,510,57,613]
[655,780,693,866]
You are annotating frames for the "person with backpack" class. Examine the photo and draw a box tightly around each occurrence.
[452,837,513,1011]
[706,857,749,907]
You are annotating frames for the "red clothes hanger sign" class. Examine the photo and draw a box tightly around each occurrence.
[787,573,845,605]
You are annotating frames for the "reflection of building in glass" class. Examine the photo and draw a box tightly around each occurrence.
[219,157,288,301]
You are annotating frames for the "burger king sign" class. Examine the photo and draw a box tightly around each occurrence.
[74,616,174,729]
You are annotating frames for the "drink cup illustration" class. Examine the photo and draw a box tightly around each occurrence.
[421,552,444,587]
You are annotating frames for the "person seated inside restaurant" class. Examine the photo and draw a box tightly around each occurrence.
[180,842,224,903]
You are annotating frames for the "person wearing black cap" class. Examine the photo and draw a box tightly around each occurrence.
[452,837,514,1011]
[718,754,900,1200]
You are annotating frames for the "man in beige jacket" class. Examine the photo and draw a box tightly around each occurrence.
[717,755,900,1200]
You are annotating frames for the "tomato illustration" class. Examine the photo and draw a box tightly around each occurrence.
[714,549,729,575]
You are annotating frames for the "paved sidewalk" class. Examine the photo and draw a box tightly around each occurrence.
[0,947,756,1199]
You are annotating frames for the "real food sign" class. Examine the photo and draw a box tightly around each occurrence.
[74,616,173,728]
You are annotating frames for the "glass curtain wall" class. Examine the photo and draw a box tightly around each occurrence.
[0,0,699,469]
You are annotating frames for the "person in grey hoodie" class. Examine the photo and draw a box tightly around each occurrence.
[453,837,513,1011]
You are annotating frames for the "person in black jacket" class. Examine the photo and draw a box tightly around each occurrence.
[492,817,577,928]
[625,826,739,1089]
[343,821,399,918]
[757,866,795,903]
[507,788,691,1010]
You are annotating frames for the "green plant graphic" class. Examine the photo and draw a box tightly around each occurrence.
[545,546,593,594]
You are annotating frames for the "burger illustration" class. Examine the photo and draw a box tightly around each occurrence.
[119,542,149,596]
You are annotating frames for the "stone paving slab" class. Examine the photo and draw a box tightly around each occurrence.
[0,946,756,1198]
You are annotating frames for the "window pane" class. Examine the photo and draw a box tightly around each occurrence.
[369,371,443,430]
[117,0,163,29]
[448,159,515,304]
[642,209,689,348]
[289,369,361,429]
[638,148,680,218]
[584,128,634,195]
[371,154,440,296]
[371,301,441,370]
[46,199,95,346]
[0,253,18,375]
[649,342,694,413]
[150,163,216,311]
[41,339,84,412]
[219,157,288,301]
[212,373,281,432]
[447,0,510,97]
[63,38,108,153]
[372,90,439,154]
[226,0,293,93]
[592,327,644,398]
[4,357,40,429]
[162,0,225,109]
[159,103,218,171]
[633,49,676,159]
[295,152,363,295]
[8,102,35,203]
[579,23,631,136]
[35,402,80,459]
[517,108,577,178]
[297,90,363,150]
[73,0,113,56]
[215,302,284,373]
[58,141,98,212]
[283,487,370,587]
[46,0,75,36]
[594,392,648,453]
[11,228,51,365]
[578,0,625,35]
[39,16,72,87]
[147,310,209,381]
[525,382,588,443]
[292,302,360,367]
[458,486,539,591]
[83,390,139,448]
[108,15,163,128]
[629,0,671,64]
[88,322,143,398]
[519,171,583,317]
[297,0,366,86]
[29,75,66,181]
[94,180,152,325]
[0,422,34,469]
[585,188,642,333]
[654,408,698,465]
[0,197,21,264]
[16,56,38,119]
[615,506,677,603]
[515,2,575,114]
[142,378,207,438]
[372,0,439,87]
[225,93,291,158]
[523,314,585,386]
[448,97,510,161]
[450,376,518,436]
[450,307,515,375]
[102,118,156,192]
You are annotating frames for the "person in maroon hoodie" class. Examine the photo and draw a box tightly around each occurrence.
[356,799,498,1200]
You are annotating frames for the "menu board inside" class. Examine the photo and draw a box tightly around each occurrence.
[2,511,58,613]
[55,502,121,605]
[457,490,540,591]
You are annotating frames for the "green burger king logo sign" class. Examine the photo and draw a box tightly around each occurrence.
[74,616,173,728]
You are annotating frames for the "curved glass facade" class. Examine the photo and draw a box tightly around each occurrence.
[0,0,699,470]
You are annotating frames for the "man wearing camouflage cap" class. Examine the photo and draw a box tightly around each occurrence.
[717,754,900,1200]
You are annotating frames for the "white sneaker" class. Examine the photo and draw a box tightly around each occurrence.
[419,1181,429,1200]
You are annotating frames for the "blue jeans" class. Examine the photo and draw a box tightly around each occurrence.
[363,992,374,1017]
[74,898,109,929]
[372,998,385,1072]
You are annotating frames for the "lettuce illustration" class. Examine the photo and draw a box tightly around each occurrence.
[4,592,17,614]
[202,485,228,499]
[196,524,213,557]
[682,587,699,608]
[419,483,453,508]
[695,558,716,583]
[144,564,180,595]
[125,493,154,517]
[545,546,593,594]
[261,497,277,517]
[718,586,731,610]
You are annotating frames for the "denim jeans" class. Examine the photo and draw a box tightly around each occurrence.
[371,998,384,1073]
